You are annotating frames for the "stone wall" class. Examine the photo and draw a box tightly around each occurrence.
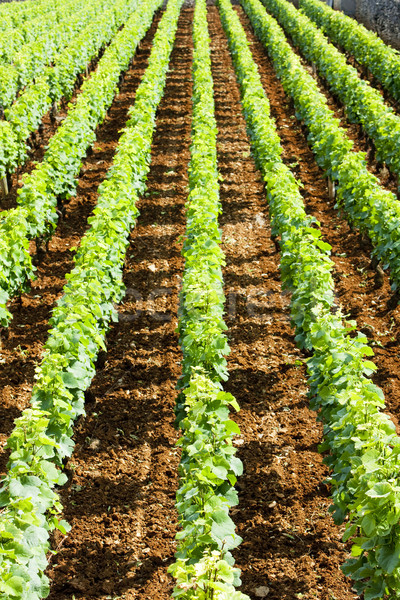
[316,0,400,49]
[323,0,356,15]
[355,0,400,49]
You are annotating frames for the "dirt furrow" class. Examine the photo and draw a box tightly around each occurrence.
[237,6,400,428]
[0,13,161,476]
[47,7,194,599]
[208,6,355,600]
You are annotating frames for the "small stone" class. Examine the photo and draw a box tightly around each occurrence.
[89,438,100,450]
[255,586,270,598]
[233,438,244,445]
[255,213,266,227]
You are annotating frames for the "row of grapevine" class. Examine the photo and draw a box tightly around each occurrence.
[220,0,400,596]
[0,0,139,180]
[0,0,98,66]
[0,0,56,33]
[260,0,400,184]
[0,0,93,99]
[0,0,180,595]
[168,0,248,596]
[240,0,400,297]
[0,0,160,329]
[300,0,400,105]
[1,3,68,65]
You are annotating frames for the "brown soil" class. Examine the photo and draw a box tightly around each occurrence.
[0,13,161,475]
[1,3,400,600]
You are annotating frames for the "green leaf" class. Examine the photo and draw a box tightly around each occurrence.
[366,482,393,498]
[376,543,400,574]
[0,576,24,597]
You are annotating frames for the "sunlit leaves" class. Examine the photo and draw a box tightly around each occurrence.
[0,0,158,329]
[169,2,248,596]
[267,0,400,184]
[301,0,400,104]
[252,0,400,296]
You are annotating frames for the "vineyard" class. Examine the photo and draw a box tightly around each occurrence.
[2,0,400,598]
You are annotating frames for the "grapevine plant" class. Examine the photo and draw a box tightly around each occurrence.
[0,0,63,35]
[168,1,249,597]
[239,0,400,298]
[0,0,158,328]
[0,0,96,110]
[0,0,66,65]
[260,0,400,186]
[0,0,139,180]
[300,0,400,105]
[0,0,182,596]
[219,0,400,596]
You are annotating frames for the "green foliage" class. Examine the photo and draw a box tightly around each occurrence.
[244,0,400,297]
[169,2,248,596]
[0,0,161,329]
[0,0,143,180]
[0,0,65,37]
[49,0,132,102]
[176,0,229,416]
[300,0,400,105]
[0,122,19,179]
[0,0,181,595]
[169,374,247,596]
[263,0,400,184]
[0,0,94,109]
[171,549,248,599]
[0,409,68,600]
[0,209,35,326]
[5,77,51,166]
[220,0,400,596]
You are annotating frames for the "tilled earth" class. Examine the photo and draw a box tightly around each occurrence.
[0,2,399,599]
